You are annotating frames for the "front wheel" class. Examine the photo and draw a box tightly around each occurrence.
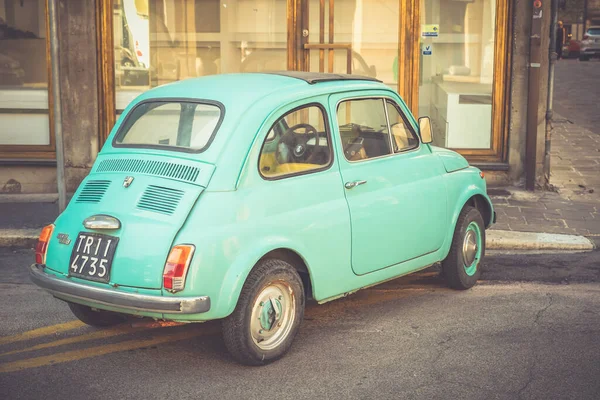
[68,302,127,327]
[441,206,485,290]
[579,55,590,61]
[222,259,305,366]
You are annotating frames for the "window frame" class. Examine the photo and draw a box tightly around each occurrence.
[258,102,334,181]
[335,96,421,164]
[111,98,225,154]
[0,0,55,160]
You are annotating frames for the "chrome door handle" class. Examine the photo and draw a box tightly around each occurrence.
[345,180,367,189]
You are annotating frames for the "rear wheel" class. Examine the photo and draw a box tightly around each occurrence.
[68,302,127,327]
[579,55,590,61]
[222,259,305,365]
[441,206,485,290]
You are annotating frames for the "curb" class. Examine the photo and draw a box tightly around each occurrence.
[487,230,595,251]
[0,229,40,249]
[0,228,595,251]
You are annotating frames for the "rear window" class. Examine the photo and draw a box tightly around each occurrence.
[114,101,223,152]
[588,28,600,35]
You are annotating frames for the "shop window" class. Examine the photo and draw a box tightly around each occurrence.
[113,0,288,111]
[307,0,397,91]
[0,0,50,151]
[418,0,497,149]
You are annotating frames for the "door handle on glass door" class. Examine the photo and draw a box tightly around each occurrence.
[345,180,367,189]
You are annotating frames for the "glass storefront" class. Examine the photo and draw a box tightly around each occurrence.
[0,0,50,149]
[418,0,497,149]
[104,0,507,158]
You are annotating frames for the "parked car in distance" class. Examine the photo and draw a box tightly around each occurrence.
[30,72,495,365]
[579,26,600,61]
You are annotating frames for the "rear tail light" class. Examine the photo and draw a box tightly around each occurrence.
[163,245,195,293]
[35,224,54,264]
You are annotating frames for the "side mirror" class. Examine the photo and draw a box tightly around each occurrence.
[418,116,433,144]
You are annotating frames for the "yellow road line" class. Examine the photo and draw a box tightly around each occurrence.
[0,325,147,357]
[0,321,184,357]
[0,327,217,374]
[0,320,85,346]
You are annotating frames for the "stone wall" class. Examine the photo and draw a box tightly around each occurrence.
[56,0,99,192]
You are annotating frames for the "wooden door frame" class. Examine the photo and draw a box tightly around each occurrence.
[408,0,512,163]
[97,0,116,146]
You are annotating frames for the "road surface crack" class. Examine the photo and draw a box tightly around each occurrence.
[534,293,554,325]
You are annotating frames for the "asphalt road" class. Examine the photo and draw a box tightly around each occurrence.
[1,248,599,400]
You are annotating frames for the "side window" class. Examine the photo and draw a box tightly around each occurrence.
[385,101,419,153]
[337,99,391,161]
[259,105,331,179]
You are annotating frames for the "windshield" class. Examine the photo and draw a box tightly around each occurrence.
[114,101,223,152]
[588,28,600,35]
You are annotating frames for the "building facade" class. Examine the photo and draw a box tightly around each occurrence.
[0,0,552,194]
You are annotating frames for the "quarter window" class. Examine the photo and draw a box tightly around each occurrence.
[337,99,391,161]
[259,105,331,179]
[385,101,419,152]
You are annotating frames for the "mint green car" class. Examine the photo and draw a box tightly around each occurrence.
[31,72,495,365]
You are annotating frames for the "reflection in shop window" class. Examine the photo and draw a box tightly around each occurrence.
[307,0,397,90]
[418,0,496,150]
[114,0,288,111]
[0,0,50,147]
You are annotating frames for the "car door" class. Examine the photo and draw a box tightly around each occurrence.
[330,92,448,276]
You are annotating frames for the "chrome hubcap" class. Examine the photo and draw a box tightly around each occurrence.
[250,281,295,351]
[462,229,478,266]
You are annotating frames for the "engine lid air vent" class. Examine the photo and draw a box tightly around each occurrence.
[137,185,185,215]
[95,158,201,184]
[76,180,111,203]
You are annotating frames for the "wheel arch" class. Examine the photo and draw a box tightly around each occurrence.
[214,243,316,318]
[258,248,314,301]
[465,194,494,229]
[441,187,494,259]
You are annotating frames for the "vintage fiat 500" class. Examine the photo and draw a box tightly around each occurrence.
[31,72,495,365]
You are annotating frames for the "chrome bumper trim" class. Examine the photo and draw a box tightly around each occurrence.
[29,264,210,314]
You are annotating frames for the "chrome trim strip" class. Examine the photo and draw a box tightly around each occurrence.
[29,264,210,314]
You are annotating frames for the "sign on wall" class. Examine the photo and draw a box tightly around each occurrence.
[421,24,439,37]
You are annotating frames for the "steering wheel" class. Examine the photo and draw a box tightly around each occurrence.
[276,123,323,164]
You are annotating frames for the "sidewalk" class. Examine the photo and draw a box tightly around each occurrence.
[489,117,600,238]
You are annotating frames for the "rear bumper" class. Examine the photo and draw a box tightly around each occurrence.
[29,264,210,314]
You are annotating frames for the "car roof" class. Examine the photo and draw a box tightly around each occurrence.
[131,72,386,108]
[263,71,381,84]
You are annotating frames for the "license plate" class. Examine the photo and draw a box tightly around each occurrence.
[69,233,119,283]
